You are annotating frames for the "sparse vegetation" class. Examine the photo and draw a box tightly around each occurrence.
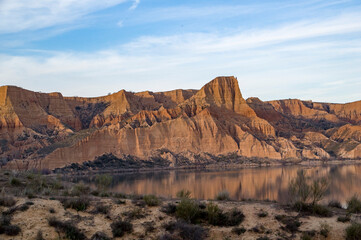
[161,203,177,214]
[347,195,361,213]
[110,219,133,237]
[48,217,86,240]
[176,198,201,223]
[288,170,329,205]
[177,189,191,199]
[216,190,230,201]
[61,197,90,211]
[143,194,161,206]
[232,226,246,235]
[92,203,110,215]
[257,210,268,218]
[96,174,113,192]
[319,222,330,238]
[163,221,208,240]
[337,215,351,223]
[346,222,361,240]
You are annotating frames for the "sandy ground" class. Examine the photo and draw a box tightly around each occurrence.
[0,197,355,240]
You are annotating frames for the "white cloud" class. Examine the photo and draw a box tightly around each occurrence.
[0,12,361,103]
[129,0,140,10]
[0,0,128,34]
[117,20,124,27]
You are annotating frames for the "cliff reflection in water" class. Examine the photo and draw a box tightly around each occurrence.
[76,164,361,204]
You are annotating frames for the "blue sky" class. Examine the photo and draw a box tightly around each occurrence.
[0,0,361,103]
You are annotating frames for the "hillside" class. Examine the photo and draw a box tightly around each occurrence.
[1,76,360,170]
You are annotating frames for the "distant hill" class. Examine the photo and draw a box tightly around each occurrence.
[1,76,361,170]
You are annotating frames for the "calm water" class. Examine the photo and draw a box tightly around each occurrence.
[72,164,361,205]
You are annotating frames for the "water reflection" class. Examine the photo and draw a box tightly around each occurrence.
[71,164,361,204]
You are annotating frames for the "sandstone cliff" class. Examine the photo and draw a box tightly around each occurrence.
[1,76,360,170]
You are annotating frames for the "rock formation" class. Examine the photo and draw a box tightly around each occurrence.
[1,76,360,170]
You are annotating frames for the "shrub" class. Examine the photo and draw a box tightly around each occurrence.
[90,231,111,240]
[337,215,351,223]
[143,195,161,206]
[176,198,200,223]
[143,221,155,233]
[176,189,191,199]
[70,182,90,196]
[36,230,45,240]
[275,215,301,233]
[2,224,21,236]
[96,174,113,192]
[122,207,146,220]
[62,197,90,211]
[232,227,246,235]
[93,203,110,215]
[206,202,221,225]
[163,221,207,240]
[0,195,16,207]
[216,190,230,201]
[161,203,177,215]
[110,219,133,237]
[257,210,268,218]
[10,177,22,186]
[346,222,361,240]
[257,237,270,240]
[347,196,361,213]
[293,201,332,217]
[48,217,86,240]
[301,233,312,240]
[319,222,330,238]
[288,170,329,205]
[328,200,342,208]
[225,208,245,226]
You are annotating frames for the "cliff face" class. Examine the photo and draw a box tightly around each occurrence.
[1,76,361,170]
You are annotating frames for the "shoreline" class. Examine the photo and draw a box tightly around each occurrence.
[55,158,361,176]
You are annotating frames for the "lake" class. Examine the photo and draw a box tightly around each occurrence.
[72,164,361,205]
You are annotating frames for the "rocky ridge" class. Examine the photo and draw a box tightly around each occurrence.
[0,76,360,170]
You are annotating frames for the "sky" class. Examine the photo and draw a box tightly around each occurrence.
[0,0,361,103]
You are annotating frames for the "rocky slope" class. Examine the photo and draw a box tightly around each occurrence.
[1,76,360,170]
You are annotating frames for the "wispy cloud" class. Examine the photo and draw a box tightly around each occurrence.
[0,0,128,34]
[1,12,360,103]
[129,0,140,10]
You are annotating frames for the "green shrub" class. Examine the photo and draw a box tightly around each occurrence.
[176,198,200,223]
[92,203,110,215]
[288,170,329,205]
[70,182,90,196]
[143,195,161,206]
[293,201,332,217]
[48,217,86,240]
[225,208,245,226]
[347,196,361,213]
[122,207,146,220]
[96,174,113,192]
[216,190,230,201]
[62,197,90,211]
[257,210,268,218]
[161,203,177,215]
[206,202,221,225]
[301,233,312,240]
[10,177,22,186]
[346,222,361,240]
[110,219,133,237]
[337,215,351,223]
[176,189,191,199]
